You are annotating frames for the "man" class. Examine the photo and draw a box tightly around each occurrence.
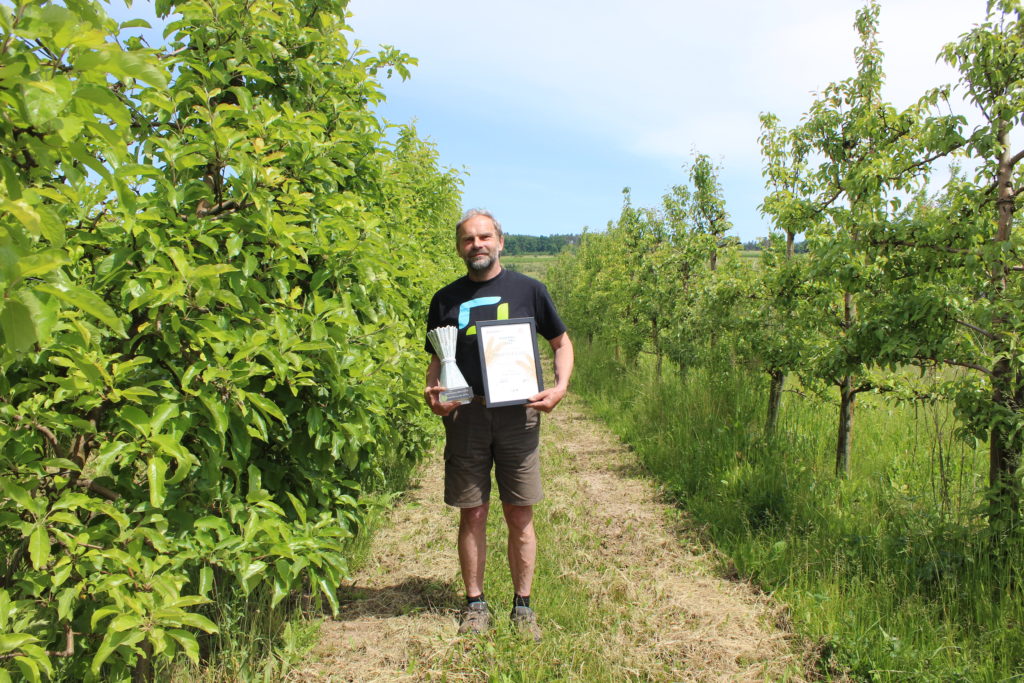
[424,208,574,640]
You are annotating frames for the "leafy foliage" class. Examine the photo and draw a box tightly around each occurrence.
[0,0,461,679]
[553,0,1024,525]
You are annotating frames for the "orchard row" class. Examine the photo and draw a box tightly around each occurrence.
[550,1,1023,530]
[0,0,462,679]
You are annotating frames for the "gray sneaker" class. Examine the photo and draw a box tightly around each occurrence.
[458,601,491,634]
[510,605,542,642]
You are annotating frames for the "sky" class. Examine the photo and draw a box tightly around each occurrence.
[109,1,989,241]
[346,0,987,240]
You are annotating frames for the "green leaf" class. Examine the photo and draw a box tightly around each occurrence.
[1,200,41,236]
[0,478,34,511]
[90,606,119,630]
[176,611,219,633]
[316,571,340,616]
[0,634,37,653]
[148,456,167,507]
[34,283,127,337]
[240,560,267,594]
[285,492,307,524]
[199,393,229,434]
[0,300,37,352]
[246,392,286,423]
[14,656,40,683]
[15,249,68,279]
[191,264,237,279]
[109,613,143,632]
[197,567,214,597]
[56,586,77,621]
[16,288,58,344]
[20,77,73,125]
[28,525,49,570]
[91,629,144,675]
[73,48,167,88]
[168,629,199,663]
[149,402,179,434]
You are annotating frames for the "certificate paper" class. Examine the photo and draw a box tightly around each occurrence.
[477,318,544,408]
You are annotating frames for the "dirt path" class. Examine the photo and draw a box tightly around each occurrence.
[289,395,809,682]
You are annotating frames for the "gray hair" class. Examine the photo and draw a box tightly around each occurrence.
[456,208,503,238]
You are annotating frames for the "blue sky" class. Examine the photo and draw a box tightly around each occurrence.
[348,0,984,240]
[109,1,986,240]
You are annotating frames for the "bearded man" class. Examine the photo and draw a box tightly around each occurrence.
[423,208,574,640]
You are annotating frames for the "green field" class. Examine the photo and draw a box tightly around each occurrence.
[503,253,559,280]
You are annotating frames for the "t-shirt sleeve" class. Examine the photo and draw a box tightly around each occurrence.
[534,282,567,340]
[425,293,441,354]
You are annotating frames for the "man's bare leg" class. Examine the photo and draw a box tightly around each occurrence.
[502,503,536,596]
[458,504,489,597]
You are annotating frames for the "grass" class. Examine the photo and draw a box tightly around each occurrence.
[295,389,804,681]
[503,253,558,280]
[571,340,1024,681]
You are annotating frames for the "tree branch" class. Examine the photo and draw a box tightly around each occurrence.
[28,422,68,460]
[941,359,992,376]
[195,198,251,218]
[956,319,999,340]
[864,237,970,255]
[74,478,120,502]
[0,625,74,659]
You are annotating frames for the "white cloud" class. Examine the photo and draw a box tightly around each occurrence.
[349,1,998,237]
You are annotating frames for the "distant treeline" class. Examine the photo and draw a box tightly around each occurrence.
[506,234,808,255]
[503,233,581,255]
[742,238,808,253]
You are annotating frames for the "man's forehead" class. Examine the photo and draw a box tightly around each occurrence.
[458,216,498,236]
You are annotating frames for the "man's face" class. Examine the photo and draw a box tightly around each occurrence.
[457,215,504,272]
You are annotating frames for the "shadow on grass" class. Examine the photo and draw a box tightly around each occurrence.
[335,577,461,620]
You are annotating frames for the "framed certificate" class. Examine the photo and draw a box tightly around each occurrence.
[476,318,544,408]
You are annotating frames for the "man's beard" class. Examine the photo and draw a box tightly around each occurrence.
[465,252,496,271]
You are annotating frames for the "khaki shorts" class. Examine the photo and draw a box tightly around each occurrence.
[442,401,542,508]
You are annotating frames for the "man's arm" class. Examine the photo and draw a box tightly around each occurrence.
[527,332,574,413]
[424,354,459,417]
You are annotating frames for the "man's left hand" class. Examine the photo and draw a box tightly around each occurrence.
[526,386,566,413]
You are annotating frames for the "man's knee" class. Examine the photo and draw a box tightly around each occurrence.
[459,503,489,531]
[502,503,533,533]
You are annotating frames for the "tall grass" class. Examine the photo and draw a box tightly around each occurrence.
[574,341,1024,681]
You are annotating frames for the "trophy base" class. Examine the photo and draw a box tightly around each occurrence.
[440,386,474,404]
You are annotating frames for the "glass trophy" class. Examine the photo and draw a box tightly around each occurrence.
[427,326,473,404]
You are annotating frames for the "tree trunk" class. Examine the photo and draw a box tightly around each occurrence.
[765,369,785,437]
[836,375,855,477]
[132,640,154,683]
[652,314,662,380]
[989,359,1023,530]
[987,123,1021,529]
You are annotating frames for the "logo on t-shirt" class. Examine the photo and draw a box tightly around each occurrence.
[458,297,509,335]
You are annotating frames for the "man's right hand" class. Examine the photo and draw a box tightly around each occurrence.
[424,385,460,416]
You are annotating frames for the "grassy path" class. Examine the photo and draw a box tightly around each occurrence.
[289,395,809,681]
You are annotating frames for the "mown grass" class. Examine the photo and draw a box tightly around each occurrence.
[503,253,558,281]
[408,443,649,682]
[572,340,1024,681]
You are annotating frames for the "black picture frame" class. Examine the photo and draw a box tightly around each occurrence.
[476,317,544,408]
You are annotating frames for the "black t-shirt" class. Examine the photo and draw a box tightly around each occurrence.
[425,268,567,395]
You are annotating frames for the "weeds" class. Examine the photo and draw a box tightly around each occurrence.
[573,341,1024,681]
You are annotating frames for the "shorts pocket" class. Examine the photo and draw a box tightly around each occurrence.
[524,405,540,429]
